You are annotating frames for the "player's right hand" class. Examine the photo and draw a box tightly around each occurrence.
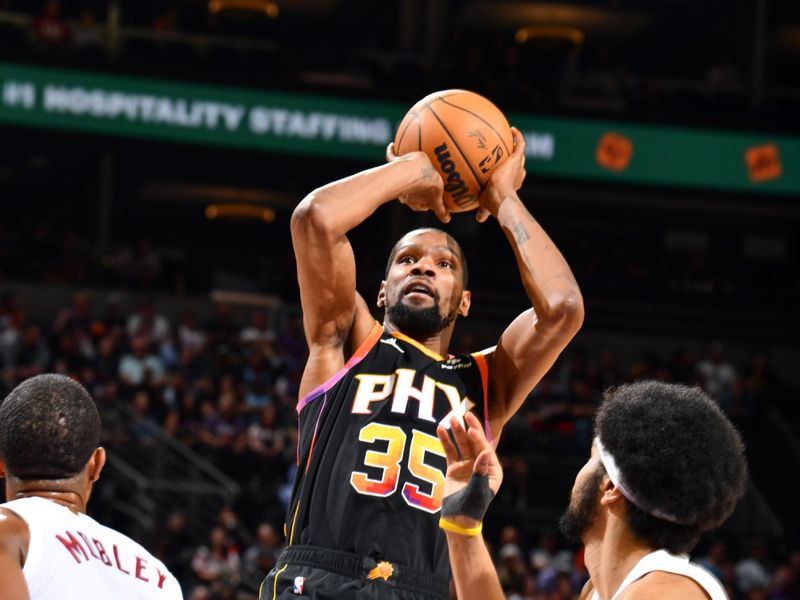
[386,143,450,223]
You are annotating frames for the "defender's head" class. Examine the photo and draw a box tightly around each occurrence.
[0,374,104,499]
[379,228,470,341]
[560,381,747,554]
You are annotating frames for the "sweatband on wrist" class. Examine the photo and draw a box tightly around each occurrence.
[441,472,495,522]
[439,518,483,537]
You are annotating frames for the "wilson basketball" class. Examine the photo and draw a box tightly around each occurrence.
[394,90,514,212]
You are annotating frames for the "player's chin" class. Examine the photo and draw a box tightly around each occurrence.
[401,293,437,308]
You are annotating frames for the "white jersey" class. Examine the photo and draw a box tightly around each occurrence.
[592,549,728,600]
[1,496,183,600]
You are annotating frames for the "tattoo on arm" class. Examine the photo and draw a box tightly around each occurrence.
[421,166,437,182]
[511,221,530,245]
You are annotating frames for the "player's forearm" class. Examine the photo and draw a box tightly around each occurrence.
[291,157,422,241]
[445,532,504,600]
[494,191,584,325]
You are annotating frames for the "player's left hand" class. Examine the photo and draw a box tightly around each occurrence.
[475,126,527,223]
[437,412,503,503]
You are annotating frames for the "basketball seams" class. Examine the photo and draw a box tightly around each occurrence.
[426,104,483,193]
[395,112,418,150]
[438,96,512,158]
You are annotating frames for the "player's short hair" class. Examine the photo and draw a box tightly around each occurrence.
[595,381,747,554]
[385,228,469,288]
[0,374,101,480]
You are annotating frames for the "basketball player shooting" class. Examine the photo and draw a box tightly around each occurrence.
[0,374,183,600]
[262,126,583,599]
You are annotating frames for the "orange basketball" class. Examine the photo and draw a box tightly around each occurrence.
[394,90,513,213]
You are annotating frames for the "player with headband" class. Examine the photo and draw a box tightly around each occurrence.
[438,381,748,600]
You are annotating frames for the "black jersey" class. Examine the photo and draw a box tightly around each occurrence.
[286,323,491,580]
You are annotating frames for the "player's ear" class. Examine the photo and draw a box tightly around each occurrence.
[377,281,387,308]
[0,459,6,478]
[599,476,624,507]
[459,290,471,317]
[87,447,106,484]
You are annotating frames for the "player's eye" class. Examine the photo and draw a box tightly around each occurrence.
[439,260,453,269]
[399,256,415,264]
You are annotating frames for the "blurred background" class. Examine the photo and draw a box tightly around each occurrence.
[1,1,799,599]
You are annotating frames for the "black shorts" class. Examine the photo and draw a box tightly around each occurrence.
[259,545,450,600]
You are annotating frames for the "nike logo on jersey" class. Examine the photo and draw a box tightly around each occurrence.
[379,338,405,354]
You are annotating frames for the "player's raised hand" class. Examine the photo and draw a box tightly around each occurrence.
[475,127,527,223]
[386,142,450,223]
[437,412,503,501]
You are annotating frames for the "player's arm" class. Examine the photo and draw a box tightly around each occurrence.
[436,413,504,600]
[291,150,446,397]
[480,128,584,433]
[0,508,30,600]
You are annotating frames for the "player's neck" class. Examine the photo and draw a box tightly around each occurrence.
[583,518,654,600]
[384,320,452,357]
[9,479,88,514]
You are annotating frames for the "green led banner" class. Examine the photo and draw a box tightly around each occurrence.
[1,62,798,195]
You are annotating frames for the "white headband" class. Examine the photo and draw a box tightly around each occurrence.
[595,436,691,526]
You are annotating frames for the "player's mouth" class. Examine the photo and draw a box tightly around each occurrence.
[402,280,435,300]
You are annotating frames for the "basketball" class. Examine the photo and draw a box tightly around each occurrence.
[394,90,514,212]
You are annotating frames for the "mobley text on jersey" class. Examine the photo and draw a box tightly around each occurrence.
[55,529,170,589]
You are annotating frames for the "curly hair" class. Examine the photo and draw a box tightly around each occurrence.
[595,381,747,554]
[0,374,101,480]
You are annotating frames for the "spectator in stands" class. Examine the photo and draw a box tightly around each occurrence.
[736,537,773,596]
[7,322,50,380]
[178,309,206,352]
[697,539,731,583]
[100,294,126,331]
[118,333,165,388]
[127,297,171,343]
[277,313,306,372]
[95,330,122,382]
[216,505,253,552]
[697,341,739,412]
[205,302,239,355]
[497,542,528,595]
[190,525,241,591]
[241,348,273,411]
[33,0,70,49]
[156,511,195,592]
[240,308,275,347]
[242,523,280,586]
[53,291,94,337]
[245,403,286,474]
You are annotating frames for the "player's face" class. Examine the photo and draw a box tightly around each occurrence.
[558,442,604,544]
[379,231,469,337]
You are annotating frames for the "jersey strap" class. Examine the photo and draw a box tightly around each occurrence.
[296,322,383,413]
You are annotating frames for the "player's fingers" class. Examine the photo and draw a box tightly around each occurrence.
[436,424,460,465]
[474,449,492,476]
[431,194,450,223]
[386,142,398,162]
[465,413,491,455]
[510,126,526,157]
[449,414,472,458]
[475,208,491,223]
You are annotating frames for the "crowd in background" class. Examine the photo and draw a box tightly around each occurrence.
[1,288,798,599]
[1,2,799,599]
[0,0,783,126]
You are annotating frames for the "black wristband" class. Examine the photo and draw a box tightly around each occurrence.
[441,473,495,522]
